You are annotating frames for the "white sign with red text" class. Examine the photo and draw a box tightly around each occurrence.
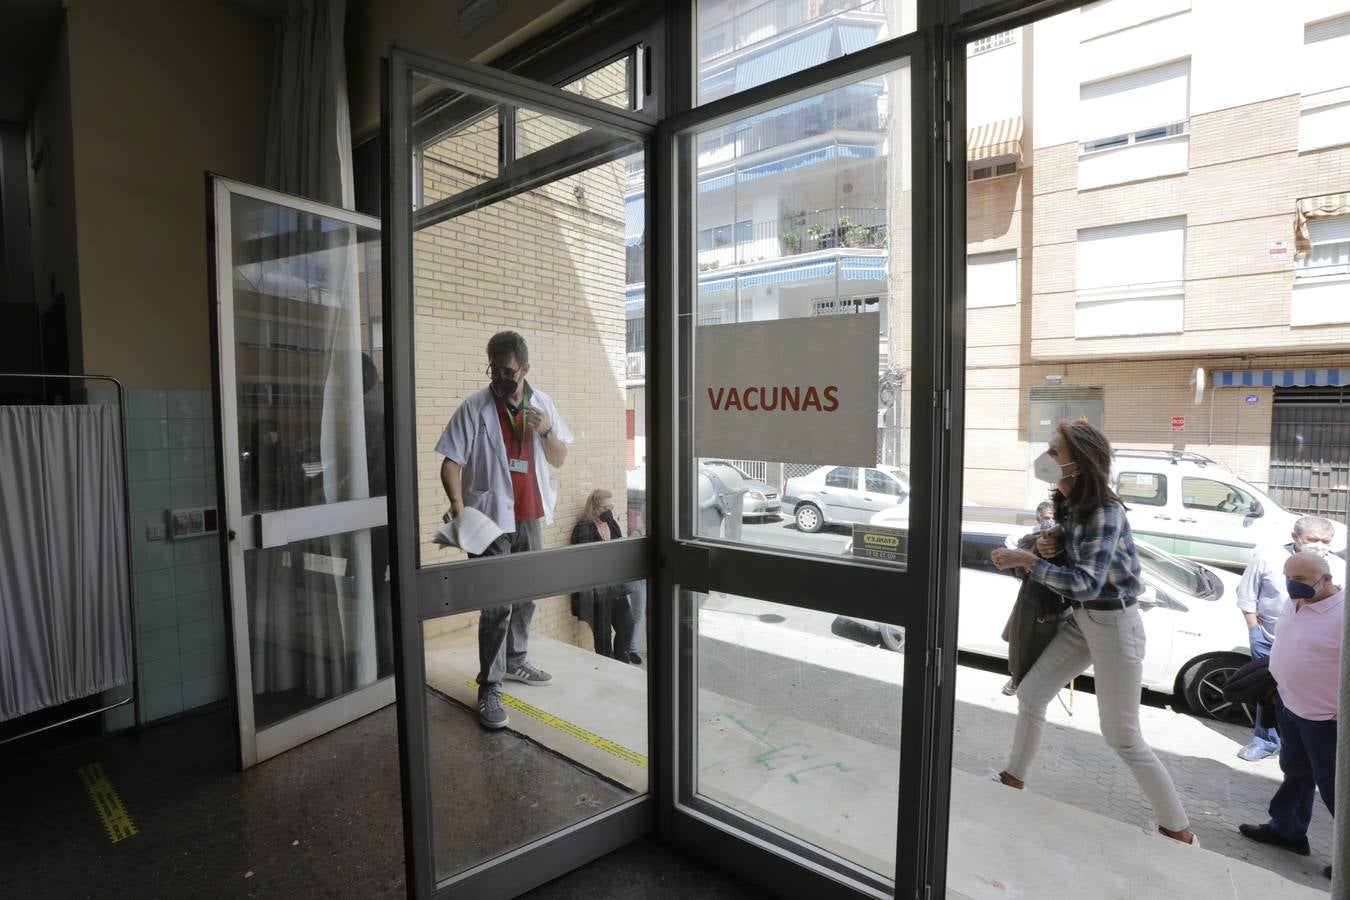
[694,313,880,467]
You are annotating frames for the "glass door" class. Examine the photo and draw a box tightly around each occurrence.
[209,178,393,768]
[659,23,945,900]
[383,48,660,898]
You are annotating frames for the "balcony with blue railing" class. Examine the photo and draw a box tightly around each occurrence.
[696,207,886,273]
[698,0,888,71]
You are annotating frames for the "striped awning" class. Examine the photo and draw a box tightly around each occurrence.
[624,195,644,246]
[967,116,1024,163]
[1214,368,1350,388]
[733,30,833,92]
[1295,192,1350,258]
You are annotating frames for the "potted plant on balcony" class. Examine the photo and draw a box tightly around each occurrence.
[835,215,853,245]
[807,223,825,245]
[780,229,801,255]
[846,224,870,248]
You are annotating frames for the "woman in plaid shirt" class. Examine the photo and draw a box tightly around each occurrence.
[990,421,1197,846]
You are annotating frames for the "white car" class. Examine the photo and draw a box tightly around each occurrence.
[781,464,909,533]
[857,507,1254,722]
[1112,449,1347,570]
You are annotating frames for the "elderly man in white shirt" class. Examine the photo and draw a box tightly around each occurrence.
[1234,515,1335,760]
[436,331,573,730]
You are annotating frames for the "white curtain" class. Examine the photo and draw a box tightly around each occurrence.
[246,0,377,703]
[0,405,132,722]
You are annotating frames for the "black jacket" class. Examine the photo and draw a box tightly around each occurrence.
[570,513,626,620]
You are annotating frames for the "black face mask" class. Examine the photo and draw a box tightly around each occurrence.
[490,375,518,399]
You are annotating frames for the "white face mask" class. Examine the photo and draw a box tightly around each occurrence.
[1295,539,1331,557]
[1033,451,1067,485]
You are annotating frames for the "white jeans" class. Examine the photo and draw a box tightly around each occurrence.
[1005,604,1190,832]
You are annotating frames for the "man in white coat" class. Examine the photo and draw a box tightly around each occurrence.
[436,331,573,729]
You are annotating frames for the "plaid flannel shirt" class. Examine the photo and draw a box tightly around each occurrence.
[1029,501,1143,605]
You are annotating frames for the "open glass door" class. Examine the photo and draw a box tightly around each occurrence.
[383,48,660,898]
[210,178,393,768]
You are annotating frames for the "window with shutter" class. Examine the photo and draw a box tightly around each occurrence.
[1075,217,1185,338]
[1301,15,1350,151]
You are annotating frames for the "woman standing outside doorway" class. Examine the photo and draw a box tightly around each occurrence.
[990,421,1197,846]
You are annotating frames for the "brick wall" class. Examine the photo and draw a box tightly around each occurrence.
[411,67,633,650]
[962,93,1350,508]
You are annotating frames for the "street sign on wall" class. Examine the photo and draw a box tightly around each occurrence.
[1171,416,1185,432]
[694,313,880,467]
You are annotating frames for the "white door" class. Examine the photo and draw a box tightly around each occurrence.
[210,177,393,768]
[1174,475,1261,568]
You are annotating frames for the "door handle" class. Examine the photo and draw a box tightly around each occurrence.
[1178,517,1197,524]
[1153,515,1171,521]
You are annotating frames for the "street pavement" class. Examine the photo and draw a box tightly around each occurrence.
[699,566,1334,893]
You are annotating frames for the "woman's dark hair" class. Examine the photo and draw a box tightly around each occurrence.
[1053,420,1121,515]
[487,330,529,366]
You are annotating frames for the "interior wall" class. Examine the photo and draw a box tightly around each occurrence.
[64,0,273,390]
[347,0,594,142]
[25,21,81,373]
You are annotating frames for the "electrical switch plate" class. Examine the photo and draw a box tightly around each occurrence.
[145,523,167,541]
[168,506,219,539]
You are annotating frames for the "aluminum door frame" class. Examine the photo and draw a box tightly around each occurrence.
[383,45,661,900]
[208,176,394,770]
[654,22,952,900]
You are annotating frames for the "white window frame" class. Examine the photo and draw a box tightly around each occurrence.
[1295,217,1350,281]
[1078,60,1190,155]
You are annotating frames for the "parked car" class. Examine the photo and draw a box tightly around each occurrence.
[844,505,1254,722]
[700,460,782,521]
[1111,449,1347,570]
[781,464,910,533]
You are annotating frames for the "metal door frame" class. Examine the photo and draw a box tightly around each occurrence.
[383,45,661,900]
[208,176,394,770]
[654,14,951,898]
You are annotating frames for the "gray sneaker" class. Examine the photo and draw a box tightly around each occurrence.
[478,688,508,730]
[504,661,553,685]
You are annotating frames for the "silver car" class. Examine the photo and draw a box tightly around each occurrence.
[782,464,909,532]
[701,460,782,521]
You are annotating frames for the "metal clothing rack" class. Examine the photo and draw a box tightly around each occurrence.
[0,372,140,745]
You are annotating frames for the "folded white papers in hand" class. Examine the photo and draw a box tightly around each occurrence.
[433,506,504,556]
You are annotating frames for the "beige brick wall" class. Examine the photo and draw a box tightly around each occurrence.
[1028,96,1350,360]
[411,65,634,650]
[958,90,1350,509]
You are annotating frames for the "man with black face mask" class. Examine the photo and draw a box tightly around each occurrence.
[436,330,573,730]
[1239,550,1342,881]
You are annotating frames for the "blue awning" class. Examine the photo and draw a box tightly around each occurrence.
[838,24,880,54]
[841,256,887,280]
[1214,369,1350,388]
[699,276,735,295]
[738,259,836,287]
[733,29,834,92]
[624,195,644,246]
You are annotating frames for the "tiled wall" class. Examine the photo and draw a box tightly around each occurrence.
[106,388,228,727]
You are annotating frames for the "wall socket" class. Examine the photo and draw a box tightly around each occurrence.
[169,506,219,539]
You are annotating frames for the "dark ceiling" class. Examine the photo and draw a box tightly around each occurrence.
[0,0,65,126]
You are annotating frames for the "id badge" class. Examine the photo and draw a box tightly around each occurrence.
[509,458,530,474]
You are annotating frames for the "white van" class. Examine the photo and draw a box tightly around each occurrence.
[1112,450,1347,570]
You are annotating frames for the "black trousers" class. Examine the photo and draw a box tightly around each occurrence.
[584,588,635,660]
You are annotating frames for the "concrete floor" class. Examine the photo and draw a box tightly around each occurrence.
[0,704,761,900]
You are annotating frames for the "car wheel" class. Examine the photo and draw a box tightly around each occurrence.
[879,625,905,653]
[795,503,824,533]
[1180,655,1254,725]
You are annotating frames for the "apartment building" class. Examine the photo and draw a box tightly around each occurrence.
[627,0,910,478]
[965,0,1350,515]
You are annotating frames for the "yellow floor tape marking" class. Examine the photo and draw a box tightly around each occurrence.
[467,681,648,770]
[77,762,138,843]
